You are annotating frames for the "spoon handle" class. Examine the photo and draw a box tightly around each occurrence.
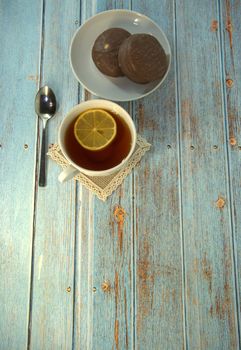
[39,121,47,187]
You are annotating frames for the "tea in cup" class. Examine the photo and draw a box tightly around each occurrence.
[58,100,136,182]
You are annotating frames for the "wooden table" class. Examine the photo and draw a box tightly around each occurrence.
[1,1,240,349]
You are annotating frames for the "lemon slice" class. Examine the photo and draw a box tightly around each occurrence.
[74,109,117,151]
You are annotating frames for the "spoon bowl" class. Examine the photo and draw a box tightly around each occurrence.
[35,86,56,119]
[35,86,57,187]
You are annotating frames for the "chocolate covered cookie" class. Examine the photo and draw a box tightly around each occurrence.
[118,33,168,84]
[92,28,131,77]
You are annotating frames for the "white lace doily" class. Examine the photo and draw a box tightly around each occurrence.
[47,135,151,201]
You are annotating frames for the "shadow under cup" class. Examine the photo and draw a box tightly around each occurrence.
[59,101,137,177]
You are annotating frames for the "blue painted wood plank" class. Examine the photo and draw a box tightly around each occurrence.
[176,0,239,348]
[0,1,42,349]
[219,0,241,343]
[131,1,185,349]
[73,1,134,349]
[1,1,239,349]
[75,188,134,350]
[28,1,80,349]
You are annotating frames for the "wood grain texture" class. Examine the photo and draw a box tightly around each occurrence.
[220,0,241,345]
[73,1,134,349]
[28,0,80,349]
[0,1,41,349]
[1,0,241,349]
[176,0,239,348]
[131,1,184,349]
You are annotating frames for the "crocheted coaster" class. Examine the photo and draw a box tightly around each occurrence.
[47,135,151,201]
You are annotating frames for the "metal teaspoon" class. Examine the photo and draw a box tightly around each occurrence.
[35,86,56,187]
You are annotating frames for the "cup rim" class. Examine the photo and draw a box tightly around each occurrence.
[58,100,137,177]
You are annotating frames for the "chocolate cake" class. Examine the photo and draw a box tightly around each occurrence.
[92,28,131,77]
[118,33,168,83]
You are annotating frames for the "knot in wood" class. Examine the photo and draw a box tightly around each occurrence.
[229,137,236,146]
[216,196,225,209]
[101,281,111,293]
[211,20,218,31]
[226,22,232,32]
[114,206,126,224]
[226,78,233,88]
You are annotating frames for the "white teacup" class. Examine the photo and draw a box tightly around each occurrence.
[58,100,137,182]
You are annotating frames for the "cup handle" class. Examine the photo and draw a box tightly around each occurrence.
[58,165,79,183]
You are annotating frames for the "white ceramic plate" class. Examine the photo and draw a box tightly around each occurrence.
[70,10,171,101]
